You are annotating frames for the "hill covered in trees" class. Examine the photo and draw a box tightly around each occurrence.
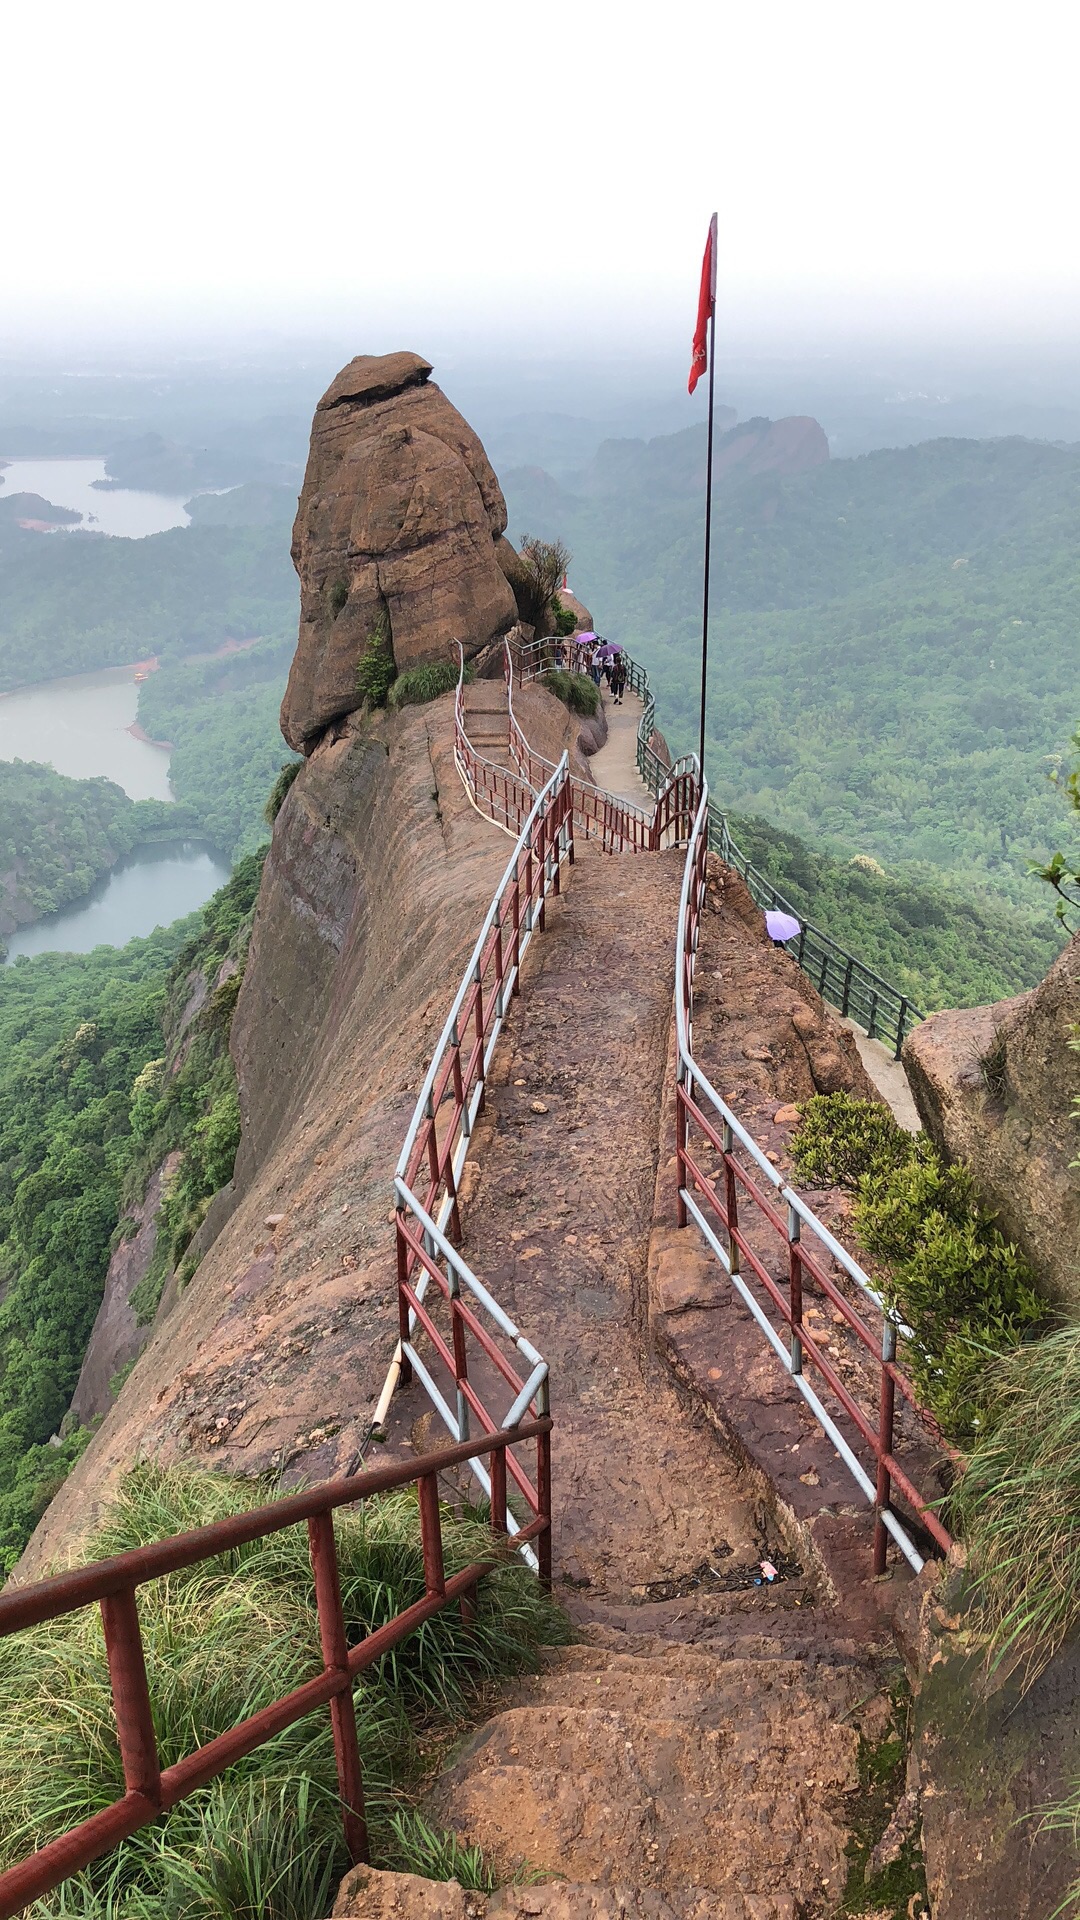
[504,429,1080,936]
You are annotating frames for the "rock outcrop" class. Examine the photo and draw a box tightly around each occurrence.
[281,353,517,753]
[903,933,1080,1305]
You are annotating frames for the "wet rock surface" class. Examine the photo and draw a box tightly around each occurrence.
[281,352,517,752]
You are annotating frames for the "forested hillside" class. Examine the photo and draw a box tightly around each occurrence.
[138,637,299,859]
[0,519,298,687]
[505,430,1080,927]
[0,858,264,1569]
[0,765,189,943]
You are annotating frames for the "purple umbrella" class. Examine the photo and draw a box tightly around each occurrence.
[578,631,597,644]
[765,909,801,945]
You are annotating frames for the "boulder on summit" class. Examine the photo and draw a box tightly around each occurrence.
[281,351,518,753]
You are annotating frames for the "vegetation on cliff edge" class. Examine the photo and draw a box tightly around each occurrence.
[0,1464,565,1917]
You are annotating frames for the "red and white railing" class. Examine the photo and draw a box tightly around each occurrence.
[387,745,574,1574]
[674,780,950,1576]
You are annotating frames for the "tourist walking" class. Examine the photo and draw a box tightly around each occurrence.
[611,656,627,705]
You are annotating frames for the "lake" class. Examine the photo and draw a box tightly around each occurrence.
[0,665,232,960]
[5,845,232,962]
[0,456,190,538]
[0,666,173,801]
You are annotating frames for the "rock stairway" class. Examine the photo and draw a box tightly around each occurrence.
[462,681,512,763]
[366,849,899,1919]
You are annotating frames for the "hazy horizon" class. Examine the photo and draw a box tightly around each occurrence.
[6,0,1079,365]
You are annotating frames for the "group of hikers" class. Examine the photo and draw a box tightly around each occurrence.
[551,632,629,705]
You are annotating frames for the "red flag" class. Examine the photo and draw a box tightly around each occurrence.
[688,214,718,395]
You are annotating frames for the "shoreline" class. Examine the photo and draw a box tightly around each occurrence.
[126,722,175,751]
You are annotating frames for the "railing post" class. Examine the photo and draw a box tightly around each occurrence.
[99,1588,161,1812]
[489,1444,508,1535]
[873,1320,898,1577]
[868,990,879,1042]
[418,1473,446,1598]
[511,869,522,990]
[676,1068,689,1228]
[894,998,908,1061]
[308,1511,369,1865]
[395,1218,413,1386]
[841,956,854,1018]
[493,907,505,1018]
[723,1121,740,1276]
[787,1202,803,1375]
[473,961,485,1107]
[536,1427,552,1592]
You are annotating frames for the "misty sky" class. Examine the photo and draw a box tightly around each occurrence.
[6,0,1079,356]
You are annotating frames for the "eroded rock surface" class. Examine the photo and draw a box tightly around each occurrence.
[281,352,517,753]
[903,932,1080,1304]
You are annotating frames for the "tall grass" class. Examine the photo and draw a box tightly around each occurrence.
[0,1465,565,1918]
[951,1324,1080,1681]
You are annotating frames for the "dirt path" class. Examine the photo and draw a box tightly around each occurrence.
[453,846,758,1599]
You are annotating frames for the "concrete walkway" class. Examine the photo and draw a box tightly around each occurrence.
[588,691,654,808]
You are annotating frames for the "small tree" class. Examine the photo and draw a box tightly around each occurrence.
[514,535,572,636]
[1033,726,1080,930]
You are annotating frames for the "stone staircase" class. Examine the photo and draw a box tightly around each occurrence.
[463,682,512,766]
[364,843,906,1919]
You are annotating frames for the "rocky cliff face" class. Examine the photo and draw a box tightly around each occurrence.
[903,933,1080,1305]
[20,696,510,1574]
[280,352,517,753]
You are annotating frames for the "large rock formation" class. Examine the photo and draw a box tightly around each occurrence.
[903,933,1080,1305]
[281,352,517,753]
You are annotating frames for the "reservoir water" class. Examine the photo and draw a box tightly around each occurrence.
[0,456,190,538]
[0,666,173,801]
[0,666,231,961]
[5,846,232,961]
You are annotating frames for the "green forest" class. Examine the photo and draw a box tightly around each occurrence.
[0,857,264,1570]
[504,429,1080,936]
[137,637,299,859]
[0,763,192,942]
[0,517,298,687]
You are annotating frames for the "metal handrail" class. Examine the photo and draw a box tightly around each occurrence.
[390,714,572,1574]
[673,780,951,1577]
[0,1420,552,1917]
[507,639,698,852]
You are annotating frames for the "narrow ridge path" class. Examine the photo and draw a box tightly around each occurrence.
[454,846,758,1599]
[588,687,654,809]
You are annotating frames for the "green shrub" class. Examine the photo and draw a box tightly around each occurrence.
[387,660,468,710]
[264,759,302,826]
[356,616,395,710]
[538,670,600,718]
[550,597,578,638]
[790,1095,1047,1438]
[0,1465,567,1916]
[788,1091,915,1189]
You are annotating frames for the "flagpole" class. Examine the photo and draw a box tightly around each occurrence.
[697,297,716,777]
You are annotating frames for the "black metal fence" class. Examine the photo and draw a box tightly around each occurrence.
[627,655,922,1058]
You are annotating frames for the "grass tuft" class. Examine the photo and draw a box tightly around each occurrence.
[0,1464,566,1917]
[387,661,469,710]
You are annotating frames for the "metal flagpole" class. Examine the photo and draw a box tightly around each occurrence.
[697,217,718,777]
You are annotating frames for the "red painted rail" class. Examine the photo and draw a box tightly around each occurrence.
[674,784,951,1576]
[0,1421,551,1919]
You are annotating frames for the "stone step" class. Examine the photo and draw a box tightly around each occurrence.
[423,1638,876,1914]
[335,1865,798,1918]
